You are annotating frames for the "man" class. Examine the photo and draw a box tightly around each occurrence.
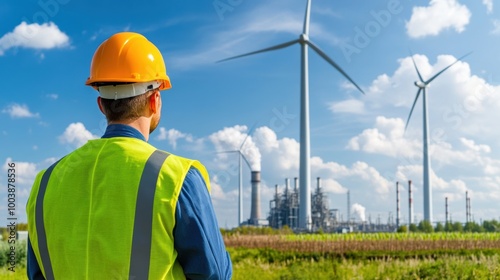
[26,32,232,279]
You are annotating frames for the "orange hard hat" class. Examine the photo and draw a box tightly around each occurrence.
[85,32,171,94]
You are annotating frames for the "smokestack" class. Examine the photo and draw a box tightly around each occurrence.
[465,191,469,223]
[408,180,413,226]
[469,197,474,222]
[466,191,472,223]
[250,171,261,223]
[294,177,298,192]
[347,190,351,224]
[445,197,449,225]
[285,178,290,196]
[316,177,321,192]
[396,182,400,229]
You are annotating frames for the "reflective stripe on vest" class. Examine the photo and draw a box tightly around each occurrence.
[35,160,61,280]
[129,150,169,279]
[35,150,169,279]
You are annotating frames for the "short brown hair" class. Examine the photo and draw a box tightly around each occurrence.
[100,91,153,122]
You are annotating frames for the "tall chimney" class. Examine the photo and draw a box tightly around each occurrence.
[396,182,400,229]
[250,171,261,223]
[294,177,298,192]
[445,196,449,225]
[316,177,321,192]
[408,180,413,226]
[285,178,290,198]
[347,190,351,224]
[467,194,471,223]
[465,191,469,223]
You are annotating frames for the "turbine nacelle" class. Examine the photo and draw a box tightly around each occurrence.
[299,33,309,43]
[414,81,427,88]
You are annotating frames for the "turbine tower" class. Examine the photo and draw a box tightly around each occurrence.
[219,125,255,226]
[218,0,364,230]
[405,52,470,223]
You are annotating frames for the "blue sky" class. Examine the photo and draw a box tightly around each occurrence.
[2,0,500,228]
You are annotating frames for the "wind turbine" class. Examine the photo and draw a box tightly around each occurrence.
[405,52,471,224]
[219,125,256,226]
[218,0,364,230]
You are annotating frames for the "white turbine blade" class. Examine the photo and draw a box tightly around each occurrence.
[239,121,258,150]
[425,52,472,85]
[405,88,423,131]
[217,39,300,63]
[216,150,239,154]
[410,52,424,83]
[307,40,364,94]
[239,151,252,170]
[303,0,312,35]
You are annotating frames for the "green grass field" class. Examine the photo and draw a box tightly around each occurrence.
[2,233,500,279]
[226,233,500,279]
[229,249,500,279]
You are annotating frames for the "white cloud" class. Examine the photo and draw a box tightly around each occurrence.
[483,0,493,13]
[252,126,391,194]
[0,22,70,55]
[319,178,347,194]
[210,125,262,171]
[491,19,500,35]
[254,126,299,172]
[395,165,468,201]
[2,103,39,118]
[348,115,500,176]
[46,94,59,100]
[347,116,421,160]
[460,137,491,153]
[329,99,365,114]
[156,127,193,149]
[406,0,471,38]
[59,122,98,148]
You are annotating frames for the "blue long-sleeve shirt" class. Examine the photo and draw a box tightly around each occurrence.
[28,124,232,279]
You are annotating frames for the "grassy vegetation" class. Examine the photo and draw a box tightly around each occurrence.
[3,231,500,279]
[0,267,26,280]
[225,232,500,279]
[229,248,500,280]
[0,240,27,280]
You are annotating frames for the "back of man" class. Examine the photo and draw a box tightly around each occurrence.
[28,136,200,278]
[26,32,232,280]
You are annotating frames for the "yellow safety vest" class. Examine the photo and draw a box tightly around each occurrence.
[26,137,211,279]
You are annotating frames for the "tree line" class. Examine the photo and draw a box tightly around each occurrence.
[397,219,500,233]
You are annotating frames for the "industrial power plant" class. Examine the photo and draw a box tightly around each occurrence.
[266,177,397,233]
[237,169,474,233]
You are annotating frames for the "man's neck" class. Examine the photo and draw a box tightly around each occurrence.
[109,117,150,141]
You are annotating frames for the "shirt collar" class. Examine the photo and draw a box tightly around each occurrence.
[101,124,146,141]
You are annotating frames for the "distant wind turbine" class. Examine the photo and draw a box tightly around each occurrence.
[219,124,256,226]
[218,0,364,230]
[405,52,471,224]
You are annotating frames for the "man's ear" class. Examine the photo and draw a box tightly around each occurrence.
[97,97,106,115]
[148,91,160,114]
